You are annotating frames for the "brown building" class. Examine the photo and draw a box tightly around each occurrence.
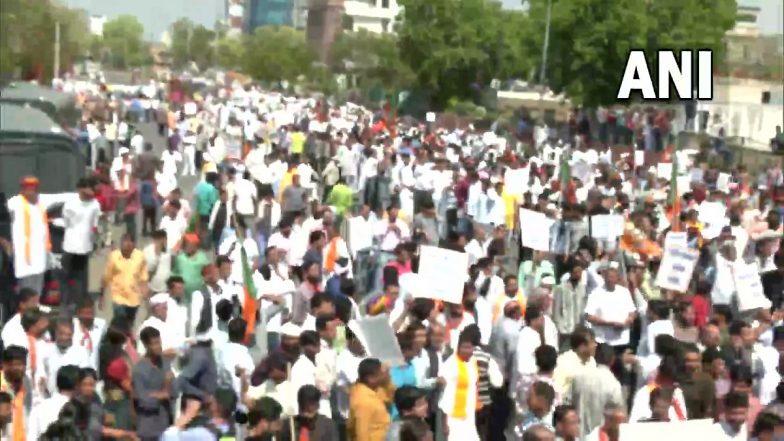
[307,0,345,63]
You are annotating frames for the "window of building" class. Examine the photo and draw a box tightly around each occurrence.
[382,0,390,8]
[342,14,355,31]
[381,18,390,32]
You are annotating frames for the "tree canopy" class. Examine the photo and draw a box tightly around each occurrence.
[169,18,217,70]
[100,15,148,69]
[241,26,315,84]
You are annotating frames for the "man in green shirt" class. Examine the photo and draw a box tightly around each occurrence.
[173,234,211,303]
[326,177,354,216]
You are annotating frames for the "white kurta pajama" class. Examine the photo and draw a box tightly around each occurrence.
[438,355,481,441]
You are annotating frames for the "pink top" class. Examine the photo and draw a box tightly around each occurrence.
[386,260,412,277]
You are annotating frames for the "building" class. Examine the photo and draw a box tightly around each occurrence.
[227,0,245,37]
[245,0,308,31]
[306,0,345,62]
[343,0,399,33]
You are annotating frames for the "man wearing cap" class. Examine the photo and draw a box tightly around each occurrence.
[139,293,182,359]
[7,176,73,295]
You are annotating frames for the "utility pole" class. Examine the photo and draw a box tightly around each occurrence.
[54,21,61,80]
[539,0,552,86]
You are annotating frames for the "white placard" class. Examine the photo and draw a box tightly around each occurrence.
[655,246,699,292]
[717,172,731,193]
[657,162,673,180]
[698,202,728,240]
[590,214,626,240]
[571,161,593,185]
[634,150,645,166]
[503,167,529,196]
[677,176,691,195]
[735,262,771,311]
[519,208,554,252]
[664,231,688,249]
[425,112,436,122]
[356,315,404,366]
[690,168,704,182]
[348,216,373,256]
[417,245,469,304]
[620,419,722,441]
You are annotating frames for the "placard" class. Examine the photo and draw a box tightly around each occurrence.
[355,315,404,366]
[571,161,593,185]
[503,167,529,196]
[664,231,688,249]
[519,208,554,252]
[655,246,699,292]
[717,172,731,193]
[690,168,704,182]
[590,214,626,240]
[425,112,436,122]
[735,262,771,311]
[698,202,728,240]
[657,162,673,180]
[348,216,373,256]
[417,245,469,304]
[620,419,722,441]
[634,150,645,166]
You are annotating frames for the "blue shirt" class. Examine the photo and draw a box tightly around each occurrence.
[194,181,219,216]
[389,361,418,419]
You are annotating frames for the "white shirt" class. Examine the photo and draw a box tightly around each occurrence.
[165,295,189,348]
[291,354,318,403]
[584,285,637,346]
[72,318,106,370]
[217,342,255,399]
[374,218,410,252]
[233,178,258,216]
[637,319,675,357]
[336,350,366,418]
[156,171,177,199]
[41,343,91,394]
[61,196,101,255]
[27,393,70,440]
[143,244,173,294]
[515,326,543,376]
[160,150,182,176]
[315,340,336,417]
[7,193,72,277]
[138,315,183,355]
[246,380,298,416]
[158,214,187,252]
[629,384,688,422]
[218,236,260,283]
[131,133,145,154]
[1,313,25,348]
[189,284,231,337]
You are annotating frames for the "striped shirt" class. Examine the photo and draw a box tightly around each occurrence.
[474,348,494,406]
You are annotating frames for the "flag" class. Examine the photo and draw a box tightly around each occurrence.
[238,230,258,344]
[668,147,681,232]
[559,152,575,204]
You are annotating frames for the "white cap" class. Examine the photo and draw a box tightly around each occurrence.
[149,293,170,306]
[118,147,130,155]
[280,321,301,338]
[541,275,556,286]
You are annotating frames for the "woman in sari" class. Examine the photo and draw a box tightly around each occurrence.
[99,322,135,433]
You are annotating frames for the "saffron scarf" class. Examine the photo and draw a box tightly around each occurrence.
[646,383,686,420]
[324,237,339,273]
[27,334,37,377]
[22,196,51,264]
[1,374,26,441]
[452,357,478,418]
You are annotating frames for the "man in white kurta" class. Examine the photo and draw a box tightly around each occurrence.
[72,301,106,371]
[438,349,481,441]
[139,294,183,358]
[7,176,73,293]
[41,320,91,395]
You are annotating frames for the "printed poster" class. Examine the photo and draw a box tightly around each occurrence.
[655,246,699,292]
[519,208,554,252]
[417,245,469,304]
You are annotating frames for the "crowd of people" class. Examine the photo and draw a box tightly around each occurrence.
[1,81,784,441]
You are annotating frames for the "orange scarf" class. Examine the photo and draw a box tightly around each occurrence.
[452,357,479,417]
[599,428,609,441]
[492,290,526,324]
[0,374,26,441]
[22,196,51,264]
[325,237,339,273]
[299,425,309,441]
[646,383,686,420]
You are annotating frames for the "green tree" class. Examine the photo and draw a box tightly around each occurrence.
[169,18,217,70]
[329,29,415,96]
[242,26,315,83]
[101,15,147,68]
[215,36,244,70]
[396,0,534,109]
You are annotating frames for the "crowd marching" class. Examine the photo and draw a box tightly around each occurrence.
[1,81,784,441]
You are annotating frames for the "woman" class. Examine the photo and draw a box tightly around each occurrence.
[76,368,137,440]
[99,324,135,433]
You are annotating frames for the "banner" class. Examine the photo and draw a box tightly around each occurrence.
[356,315,404,366]
[590,214,625,240]
[417,245,469,304]
[655,246,699,292]
[519,208,554,252]
[735,262,771,311]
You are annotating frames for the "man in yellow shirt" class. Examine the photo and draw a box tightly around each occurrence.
[348,358,396,441]
[100,233,148,323]
[290,126,305,156]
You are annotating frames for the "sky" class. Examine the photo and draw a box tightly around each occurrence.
[63,0,784,41]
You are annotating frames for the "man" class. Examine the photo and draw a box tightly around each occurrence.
[553,405,579,441]
[101,233,149,323]
[111,148,133,223]
[176,333,217,404]
[189,264,225,338]
[584,266,637,353]
[282,172,308,216]
[326,176,354,216]
[72,296,106,370]
[551,260,587,343]
[336,325,368,425]
[247,353,298,417]
[139,293,182,358]
[41,319,90,395]
[250,322,301,386]
[489,299,523,380]
[717,391,750,440]
[315,315,338,417]
[522,424,555,441]
[247,397,284,440]
[7,176,72,294]
[629,357,688,422]
[439,330,481,441]
[234,170,259,228]
[27,364,79,440]
[218,216,260,283]
[291,330,322,396]
[386,386,429,441]
[1,288,39,349]
[552,326,597,401]
[516,305,546,377]
[518,382,556,435]
[60,178,101,308]
[18,308,50,392]
[293,262,326,326]
[347,358,396,441]
[193,172,219,236]
[462,324,504,440]
[278,384,338,441]
[680,344,716,420]
[515,345,560,420]
[217,318,255,400]
[143,230,172,294]
[584,404,627,441]
[134,326,174,441]
[570,343,623,438]
[158,199,187,252]
[173,233,211,299]
[492,275,526,326]
[0,346,33,440]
